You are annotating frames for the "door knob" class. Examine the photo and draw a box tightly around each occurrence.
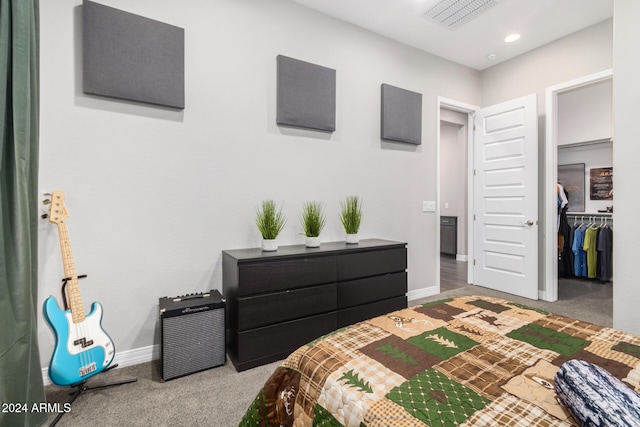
[520,220,535,226]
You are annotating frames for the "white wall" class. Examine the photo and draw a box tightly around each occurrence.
[481,19,613,110]
[557,79,612,146]
[612,0,640,335]
[37,0,481,366]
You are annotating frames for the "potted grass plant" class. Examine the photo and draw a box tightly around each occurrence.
[255,200,286,251]
[300,201,326,248]
[340,196,362,244]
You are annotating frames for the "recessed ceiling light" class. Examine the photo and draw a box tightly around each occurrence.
[485,53,498,61]
[504,33,521,43]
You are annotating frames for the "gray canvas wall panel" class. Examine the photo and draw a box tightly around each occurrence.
[381,84,422,145]
[83,0,185,109]
[276,55,336,132]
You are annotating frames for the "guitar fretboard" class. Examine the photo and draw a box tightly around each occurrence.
[57,221,86,323]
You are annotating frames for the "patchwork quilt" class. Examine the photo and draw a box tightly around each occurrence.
[239,296,640,426]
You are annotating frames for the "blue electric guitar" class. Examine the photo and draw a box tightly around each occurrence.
[43,190,115,386]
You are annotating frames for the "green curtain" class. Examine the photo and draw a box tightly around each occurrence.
[0,0,46,426]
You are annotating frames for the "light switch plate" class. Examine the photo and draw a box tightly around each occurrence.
[422,201,436,212]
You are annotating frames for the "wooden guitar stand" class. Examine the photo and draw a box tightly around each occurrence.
[49,276,138,427]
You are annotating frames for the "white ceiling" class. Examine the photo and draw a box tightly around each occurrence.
[289,0,613,70]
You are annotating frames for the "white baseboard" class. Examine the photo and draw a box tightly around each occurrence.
[42,344,160,387]
[407,286,439,302]
[456,254,468,262]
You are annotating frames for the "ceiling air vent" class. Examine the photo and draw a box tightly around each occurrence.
[424,0,504,30]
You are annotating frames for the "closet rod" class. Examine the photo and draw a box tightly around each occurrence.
[557,138,612,149]
[566,212,612,217]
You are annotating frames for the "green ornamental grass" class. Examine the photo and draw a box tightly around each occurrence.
[255,200,286,240]
[301,201,326,238]
[340,196,362,234]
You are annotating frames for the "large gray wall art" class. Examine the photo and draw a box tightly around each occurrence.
[276,55,336,132]
[381,84,422,145]
[83,0,185,109]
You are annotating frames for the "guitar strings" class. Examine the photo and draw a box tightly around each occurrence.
[60,220,91,380]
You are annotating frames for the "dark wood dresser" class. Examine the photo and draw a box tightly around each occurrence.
[222,239,407,371]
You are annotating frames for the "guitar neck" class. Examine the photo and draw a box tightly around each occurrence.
[57,221,86,323]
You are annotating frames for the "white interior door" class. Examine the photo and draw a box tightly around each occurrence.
[473,94,538,299]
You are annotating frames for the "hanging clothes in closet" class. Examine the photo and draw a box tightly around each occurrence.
[597,222,613,281]
[557,183,572,278]
[583,222,599,279]
[569,216,612,282]
[572,220,587,278]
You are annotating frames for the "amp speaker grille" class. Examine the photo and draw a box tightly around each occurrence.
[161,307,225,381]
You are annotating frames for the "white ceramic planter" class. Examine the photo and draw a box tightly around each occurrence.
[346,233,359,244]
[262,239,278,251]
[305,236,321,248]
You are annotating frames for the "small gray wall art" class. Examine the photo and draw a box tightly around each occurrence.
[83,0,185,109]
[381,84,422,145]
[276,55,336,132]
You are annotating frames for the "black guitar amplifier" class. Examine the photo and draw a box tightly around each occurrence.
[159,290,226,381]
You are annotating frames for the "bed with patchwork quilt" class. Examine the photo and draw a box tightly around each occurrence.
[239,295,640,426]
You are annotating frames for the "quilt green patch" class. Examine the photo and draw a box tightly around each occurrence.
[612,341,640,358]
[507,323,589,356]
[376,342,418,366]
[339,369,373,394]
[313,404,343,426]
[387,368,490,427]
[238,393,263,427]
[407,327,478,360]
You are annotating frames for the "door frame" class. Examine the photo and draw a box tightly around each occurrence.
[436,97,479,292]
[543,69,613,301]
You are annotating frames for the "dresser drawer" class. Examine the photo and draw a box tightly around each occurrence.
[237,256,336,296]
[237,312,337,363]
[337,247,406,281]
[338,272,406,309]
[238,283,337,330]
[337,296,407,328]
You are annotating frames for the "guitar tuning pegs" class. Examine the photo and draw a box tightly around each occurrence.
[43,199,51,205]
[41,213,49,219]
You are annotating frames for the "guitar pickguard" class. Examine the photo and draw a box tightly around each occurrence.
[63,304,112,357]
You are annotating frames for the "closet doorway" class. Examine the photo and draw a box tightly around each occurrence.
[438,104,472,292]
[545,70,613,303]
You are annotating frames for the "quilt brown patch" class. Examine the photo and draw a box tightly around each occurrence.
[322,322,389,358]
[468,298,511,313]
[360,335,442,379]
[552,349,632,382]
[253,368,301,426]
[585,328,640,368]
[363,399,416,427]
[415,302,465,322]
[460,393,576,427]
[502,360,574,423]
[435,344,522,399]
[367,308,445,340]
[535,314,602,340]
[294,341,350,418]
